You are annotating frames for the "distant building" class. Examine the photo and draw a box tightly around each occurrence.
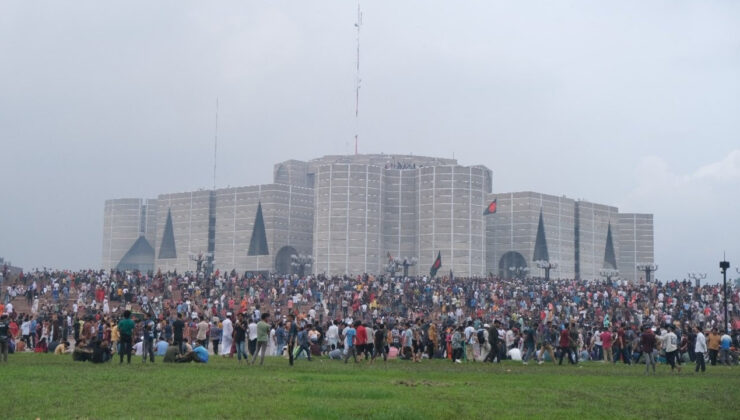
[103,154,654,281]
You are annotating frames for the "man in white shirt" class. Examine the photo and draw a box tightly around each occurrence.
[326,321,339,350]
[464,322,476,361]
[248,319,258,357]
[694,326,707,373]
[658,325,681,372]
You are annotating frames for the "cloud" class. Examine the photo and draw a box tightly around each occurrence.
[625,150,740,283]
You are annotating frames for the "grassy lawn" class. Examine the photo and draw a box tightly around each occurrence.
[1,353,737,419]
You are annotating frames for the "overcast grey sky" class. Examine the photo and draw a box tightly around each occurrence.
[1,1,738,283]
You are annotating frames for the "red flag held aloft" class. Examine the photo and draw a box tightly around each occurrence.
[484,199,497,215]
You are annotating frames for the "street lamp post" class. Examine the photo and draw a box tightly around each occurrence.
[720,259,730,332]
[687,272,707,288]
[599,269,620,284]
[402,257,418,278]
[509,266,530,280]
[637,263,658,283]
[536,261,558,282]
[291,254,313,277]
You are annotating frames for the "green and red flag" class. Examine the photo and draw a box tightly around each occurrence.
[429,251,442,277]
[483,199,497,215]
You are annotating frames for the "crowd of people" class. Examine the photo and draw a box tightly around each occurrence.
[0,266,739,373]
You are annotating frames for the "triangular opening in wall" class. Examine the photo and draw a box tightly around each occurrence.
[603,223,617,269]
[247,202,269,256]
[533,210,549,261]
[158,209,177,259]
[117,236,155,271]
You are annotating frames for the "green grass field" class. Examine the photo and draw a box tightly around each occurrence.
[1,353,737,419]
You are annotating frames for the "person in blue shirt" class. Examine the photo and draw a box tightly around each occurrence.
[155,338,169,356]
[343,321,358,363]
[176,344,208,363]
[719,330,732,366]
[295,325,312,361]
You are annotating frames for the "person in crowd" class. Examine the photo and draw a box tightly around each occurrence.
[220,313,233,358]
[707,328,721,366]
[172,312,185,354]
[233,313,248,363]
[343,321,358,364]
[694,325,707,373]
[252,313,270,365]
[640,326,657,375]
[117,310,135,364]
[0,314,10,362]
[294,324,312,361]
[370,322,388,364]
[719,330,732,366]
[176,343,209,363]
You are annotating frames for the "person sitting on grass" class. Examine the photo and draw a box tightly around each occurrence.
[34,337,48,353]
[163,342,180,363]
[54,341,71,355]
[176,343,209,363]
[72,339,93,362]
[92,339,111,364]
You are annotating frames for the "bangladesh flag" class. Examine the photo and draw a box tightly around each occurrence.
[483,199,497,215]
[430,251,442,277]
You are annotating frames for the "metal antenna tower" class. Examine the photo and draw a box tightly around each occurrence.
[213,97,219,190]
[354,2,362,155]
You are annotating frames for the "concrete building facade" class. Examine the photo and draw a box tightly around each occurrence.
[102,154,654,281]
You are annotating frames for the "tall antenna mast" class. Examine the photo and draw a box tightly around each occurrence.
[213,97,219,190]
[354,2,362,155]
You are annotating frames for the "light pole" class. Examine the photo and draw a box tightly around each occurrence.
[189,251,213,276]
[536,261,558,282]
[720,259,730,332]
[599,269,620,284]
[637,263,658,283]
[509,266,529,280]
[402,257,417,278]
[687,272,706,288]
[291,254,313,277]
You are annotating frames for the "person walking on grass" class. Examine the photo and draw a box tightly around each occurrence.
[252,313,270,365]
[558,324,574,365]
[694,326,707,373]
[233,313,248,363]
[640,326,657,375]
[0,313,10,362]
[660,325,682,373]
[117,310,134,364]
[451,326,464,363]
[295,324,312,362]
[719,330,732,366]
[370,323,388,364]
[142,314,156,364]
[707,328,721,366]
[344,321,358,364]
[287,314,298,366]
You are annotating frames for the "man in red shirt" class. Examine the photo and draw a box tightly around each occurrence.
[355,322,367,361]
[558,325,574,365]
[600,329,613,363]
[640,326,657,375]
